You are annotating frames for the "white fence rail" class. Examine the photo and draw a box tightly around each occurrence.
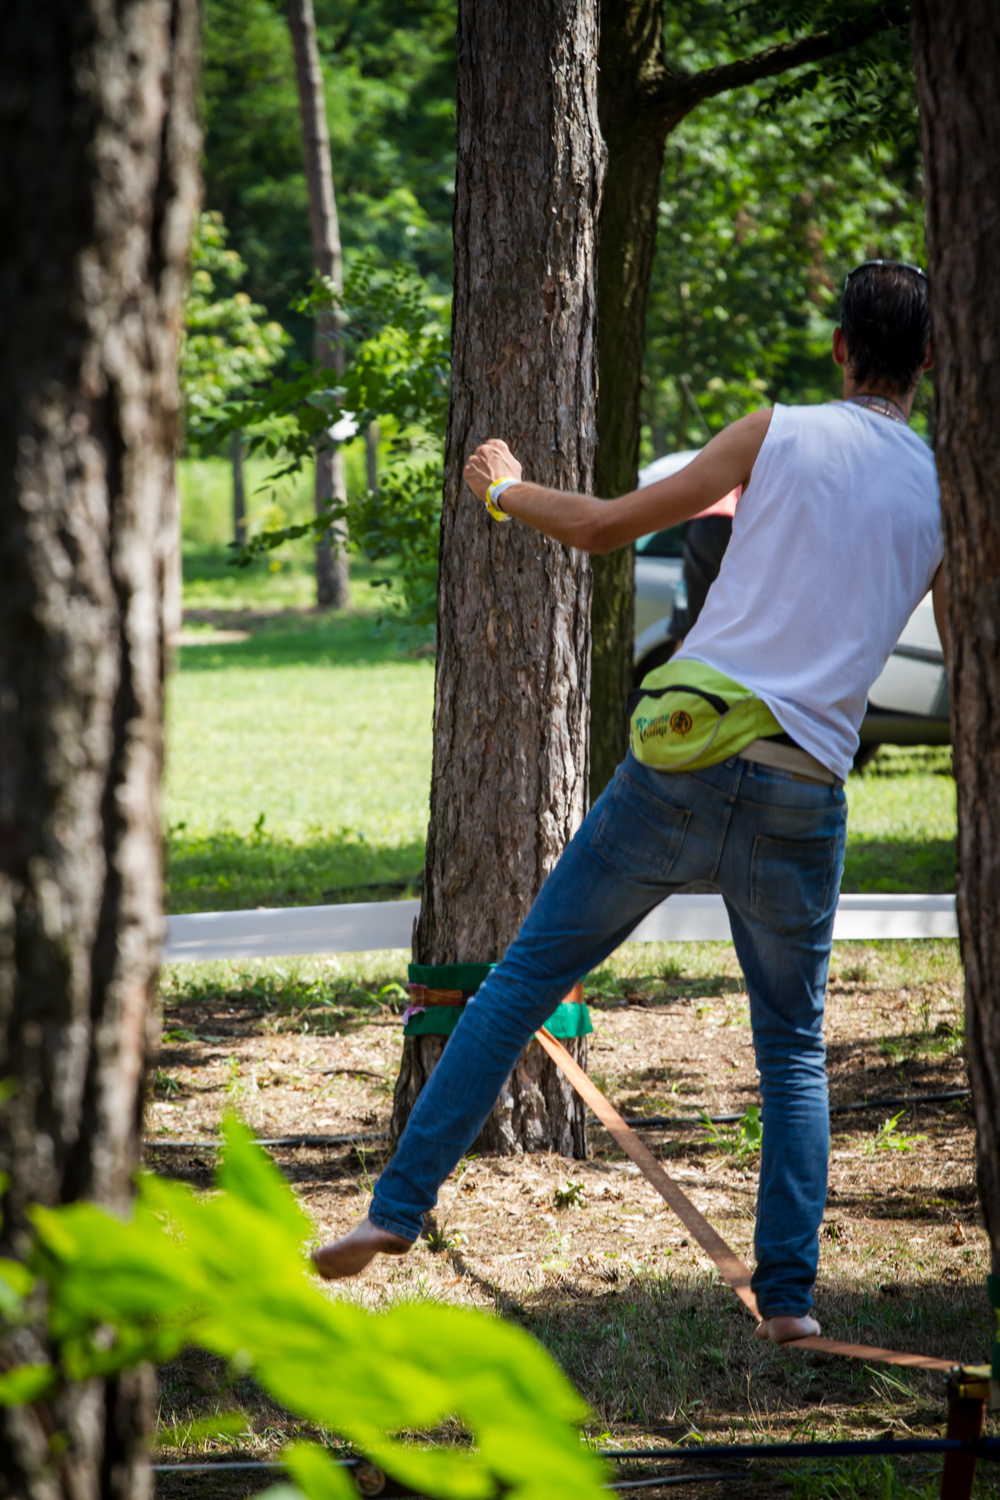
[163,893,957,964]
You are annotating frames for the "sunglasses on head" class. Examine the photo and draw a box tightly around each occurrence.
[843,259,928,291]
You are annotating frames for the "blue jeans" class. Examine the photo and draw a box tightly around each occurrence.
[370,751,847,1317]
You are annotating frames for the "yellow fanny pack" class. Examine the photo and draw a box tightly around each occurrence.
[628,659,782,772]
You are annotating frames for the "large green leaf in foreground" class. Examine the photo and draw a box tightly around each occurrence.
[1,1119,605,1500]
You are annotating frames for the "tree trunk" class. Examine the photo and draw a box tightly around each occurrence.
[366,419,380,495]
[588,0,683,800]
[0,1,200,1494]
[911,0,1000,1273]
[391,0,603,1157]
[232,428,246,544]
[286,0,350,610]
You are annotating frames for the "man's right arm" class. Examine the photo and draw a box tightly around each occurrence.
[463,408,773,555]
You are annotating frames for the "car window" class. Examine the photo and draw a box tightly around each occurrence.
[636,525,686,558]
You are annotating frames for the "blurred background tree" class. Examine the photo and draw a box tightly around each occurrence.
[200,0,455,362]
[181,211,289,543]
[643,16,925,452]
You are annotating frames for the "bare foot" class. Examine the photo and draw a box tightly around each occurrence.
[755,1314,822,1344]
[312,1217,413,1280]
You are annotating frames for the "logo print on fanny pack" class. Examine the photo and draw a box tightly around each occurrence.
[669,709,693,737]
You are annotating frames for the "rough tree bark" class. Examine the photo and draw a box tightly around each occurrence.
[0,2,200,1496]
[587,0,910,799]
[911,0,1000,1271]
[390,0,604,1157]
[287,0,350,610]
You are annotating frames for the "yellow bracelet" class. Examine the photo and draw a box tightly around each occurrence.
[485,476,519,522]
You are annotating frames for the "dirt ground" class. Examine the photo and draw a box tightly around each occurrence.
[151,941,999,1498]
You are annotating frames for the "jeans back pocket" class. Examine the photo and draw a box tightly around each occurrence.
[591,771,691,886]
[750,834,838,936]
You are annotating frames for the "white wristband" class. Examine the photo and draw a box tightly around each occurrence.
[485,476,520,522]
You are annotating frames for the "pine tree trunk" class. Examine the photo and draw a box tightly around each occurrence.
[391,0,603,1157]
[0,1,200,1494]
[911,0,1000,1273]
[232,428,247,543]
[588,0,683,800]
[287,0,350,610]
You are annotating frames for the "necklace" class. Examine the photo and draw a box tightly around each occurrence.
[845,393,909,425]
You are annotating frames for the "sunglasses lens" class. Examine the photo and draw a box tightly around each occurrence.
[844,259,927,290]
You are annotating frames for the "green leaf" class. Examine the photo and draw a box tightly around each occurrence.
[281,1442,358,1500]
[213,1117,313,1244]
[0,1258,34,1297]
[0,1364,55,1405]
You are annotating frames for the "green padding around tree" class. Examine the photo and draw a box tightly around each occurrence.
[403,999,592,1040]
[408,962,494,991]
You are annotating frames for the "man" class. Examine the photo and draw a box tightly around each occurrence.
[315,261,943,1345]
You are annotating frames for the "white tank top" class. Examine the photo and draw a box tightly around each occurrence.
[675,401,943,781]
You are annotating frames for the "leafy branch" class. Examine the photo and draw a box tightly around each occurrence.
[0,1119,606,1500]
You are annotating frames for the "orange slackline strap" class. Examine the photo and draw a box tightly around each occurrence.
[407,986,467,1007]
[411,981,587,1009]
[534,1026,954,1373]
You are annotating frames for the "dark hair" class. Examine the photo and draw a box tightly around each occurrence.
[839,263,931,394]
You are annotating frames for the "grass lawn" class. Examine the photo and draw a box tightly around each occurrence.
[844,746,956,894]
[168,456,957,910]
[167,458,433,911]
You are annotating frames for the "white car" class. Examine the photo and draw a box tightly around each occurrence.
[633,450,949,758]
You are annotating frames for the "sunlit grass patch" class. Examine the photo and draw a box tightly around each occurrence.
[165,579,433,911]
[844,746,956,893]
[166,821,425,912]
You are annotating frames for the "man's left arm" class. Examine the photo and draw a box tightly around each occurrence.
[463,408,773,554]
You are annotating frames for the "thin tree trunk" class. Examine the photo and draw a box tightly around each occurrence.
[287,0,350,610]
[586,0,908,800]
[0,2,201,1494]
[589,0,684,801]
[232,428,246,544]
[366,419,379,495]
[911,0,1000,1272]
[391,0,604,1157]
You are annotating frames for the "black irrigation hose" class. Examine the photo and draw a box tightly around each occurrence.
[625,1087,972,1131]
[150,1436,1000,1481]
[148,1459,735,1492]
[153,1462,283,1472]
[609,1477,736,1491]
[598,1438,1000,1463]
[142,1088,970,1152]
[144,1132,389,1150]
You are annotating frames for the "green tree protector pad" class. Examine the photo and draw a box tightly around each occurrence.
[404,963,592,1039]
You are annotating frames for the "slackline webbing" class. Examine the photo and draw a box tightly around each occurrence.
[534,1026,955,1373]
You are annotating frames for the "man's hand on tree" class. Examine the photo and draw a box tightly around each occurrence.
[464,438,522,501]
